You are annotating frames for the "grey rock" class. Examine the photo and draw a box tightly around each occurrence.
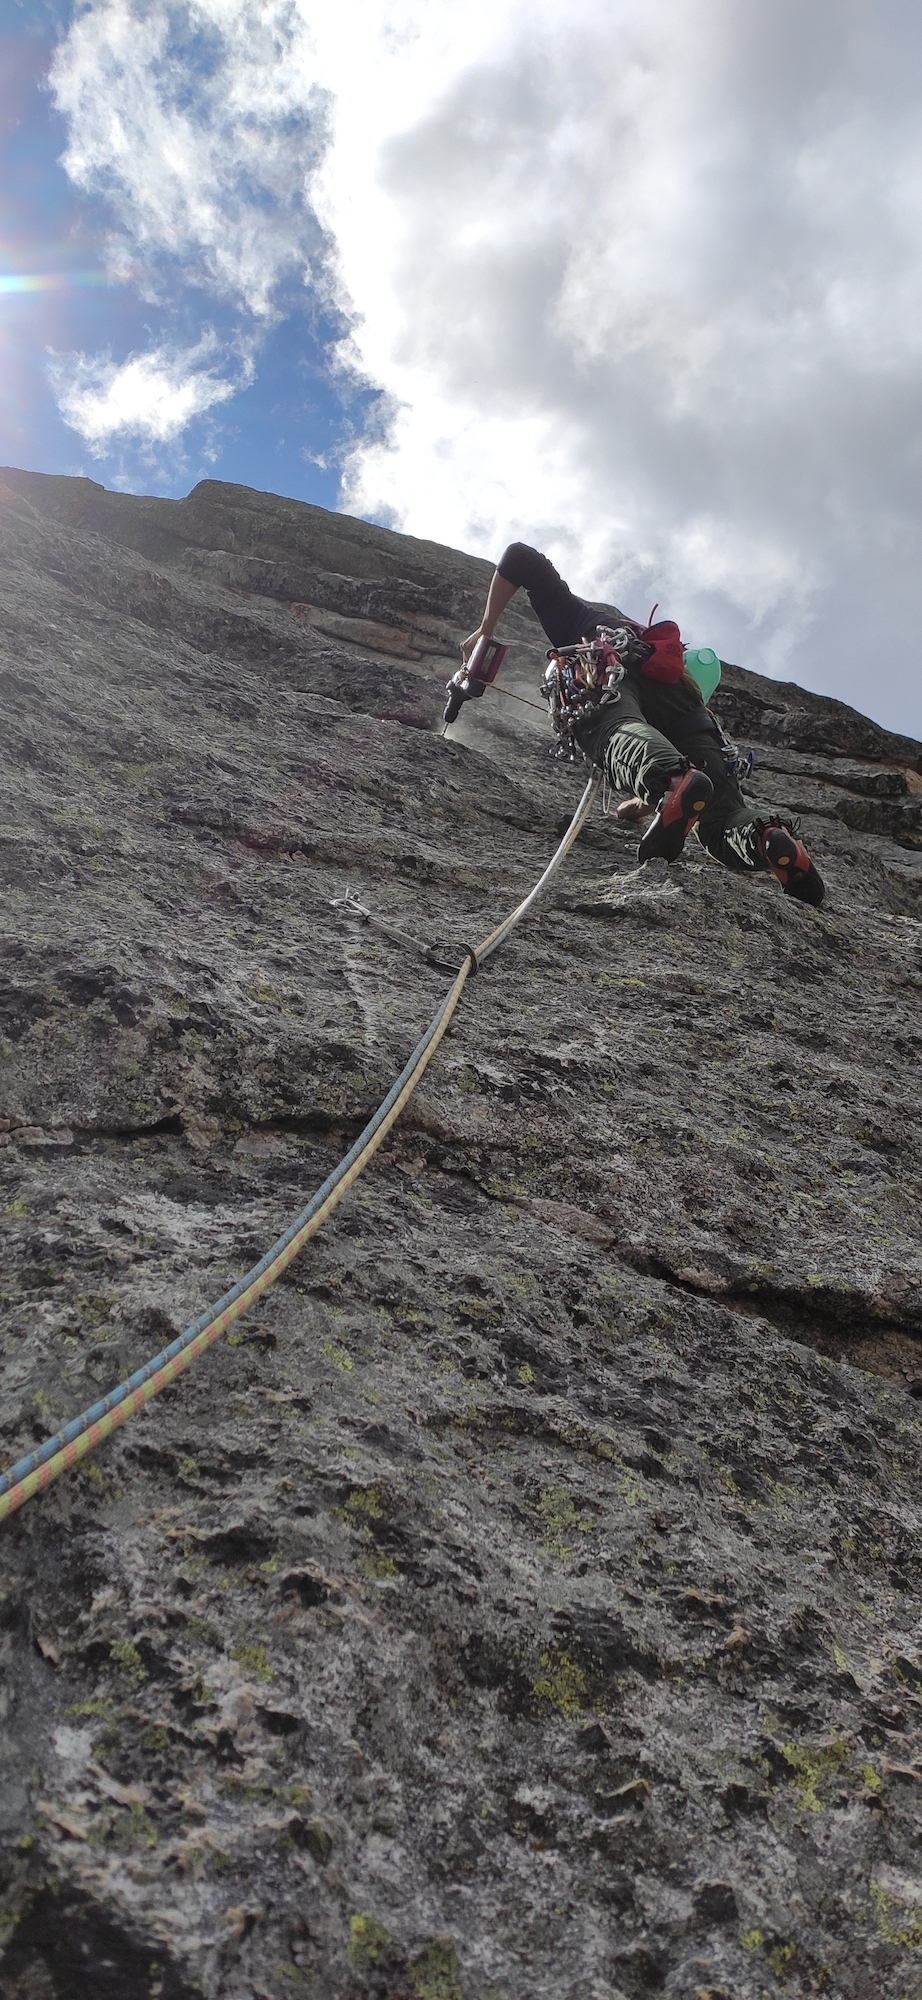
[693,1879,739,1925]
[834,792,922,848]
[1,470,922,2000]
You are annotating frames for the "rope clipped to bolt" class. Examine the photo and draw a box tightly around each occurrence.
[0,772,599,1524]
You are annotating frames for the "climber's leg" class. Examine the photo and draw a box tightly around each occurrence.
[674,730,824,900]
[636,768,715,863]
[667,729,764,873]
[496,543,604,649]
[598,678,686,803]
[759,825,826,906]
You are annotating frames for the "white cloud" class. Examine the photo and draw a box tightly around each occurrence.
[51,336,245,450]
[48,0,922,733]
[319,0,922,730]
[50,0,329,317]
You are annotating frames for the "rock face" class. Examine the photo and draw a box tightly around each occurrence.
[1,467,922,2000]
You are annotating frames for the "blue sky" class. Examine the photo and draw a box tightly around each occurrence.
[0,0,375,505]
[3,0,922,739]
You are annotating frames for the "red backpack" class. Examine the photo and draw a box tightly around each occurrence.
[632,606,686,684]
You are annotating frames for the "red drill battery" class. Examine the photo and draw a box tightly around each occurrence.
[442,636,508,726]
[465,635,507,689]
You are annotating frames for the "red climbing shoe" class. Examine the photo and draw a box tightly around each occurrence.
[760,824,825,907]
[637,768,714,864]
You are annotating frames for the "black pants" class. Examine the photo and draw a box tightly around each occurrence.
[497,542,767,873]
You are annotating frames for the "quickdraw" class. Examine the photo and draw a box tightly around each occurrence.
[541,627,631,759]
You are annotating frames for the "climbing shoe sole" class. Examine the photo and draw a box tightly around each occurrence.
[637,769,714,864]
[761,826,825,907]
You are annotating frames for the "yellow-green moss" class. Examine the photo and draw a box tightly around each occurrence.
[454,1297,501,1325]
[619,1471,644,1508]
[409,1936,463,2000]
[766,1941,795,1977]
[870,1881,922,1949]
[531,1649,587,1720]
[507,1272,535,1298]
[117,1805,158,1850]
[536,1487,593,1561]
[88,1804,158,1851]
[780,1736,849,1813]
[348,1913,396,1970]
[109,1639,146,1682]
[230,1641,272,1682]
[222,1774,277,1802]
[357,1549,399,1580]
[71,1292,114,1324]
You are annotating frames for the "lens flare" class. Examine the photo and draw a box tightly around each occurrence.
[0,271,110,294]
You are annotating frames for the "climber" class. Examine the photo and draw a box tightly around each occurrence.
[461,543,825,906]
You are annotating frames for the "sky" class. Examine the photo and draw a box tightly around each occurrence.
[2,0,922,738]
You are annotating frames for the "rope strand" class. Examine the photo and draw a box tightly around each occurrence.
[0,772,599,1525]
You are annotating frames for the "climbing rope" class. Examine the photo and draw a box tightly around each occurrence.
[0,771,599,1524]
[477,681,548,716]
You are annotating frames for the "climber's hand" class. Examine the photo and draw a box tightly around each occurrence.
[616,796,651,826]
[460,628,486,665]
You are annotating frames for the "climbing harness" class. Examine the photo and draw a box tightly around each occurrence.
[708,709,755,784]
[445,624,753,797]
[542,630,626,759]
[726,743,755,784]
[0,772,600,1525]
